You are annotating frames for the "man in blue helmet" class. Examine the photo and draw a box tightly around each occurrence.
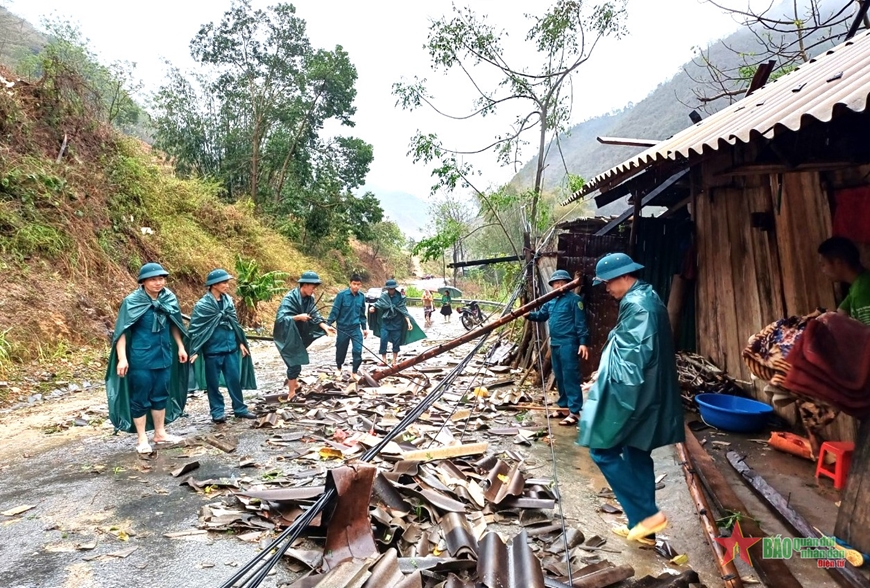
[578,253,683,547]
[106,263,189,454]
[274,271,336,399]
[526,269,590,426]
[188,269,257,424]
[327,273,369,375]
[369,279,426,366]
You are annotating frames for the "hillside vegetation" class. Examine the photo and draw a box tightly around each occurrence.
[0,64,338,390]
[0,5,422,403]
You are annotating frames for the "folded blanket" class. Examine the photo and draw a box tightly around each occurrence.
[742,309,822,386]
[783,312,870,419]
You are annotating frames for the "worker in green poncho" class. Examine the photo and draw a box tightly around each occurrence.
[274,271,336,399]
[188,269,257,424]
[369,279,426,366]
[106,263,189,454]
[577,253,684,546]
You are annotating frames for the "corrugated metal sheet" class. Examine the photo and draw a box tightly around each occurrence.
[565,30,870,203]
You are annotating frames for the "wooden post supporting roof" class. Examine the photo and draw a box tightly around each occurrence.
[594,169,689,236]
[835,420,870,555]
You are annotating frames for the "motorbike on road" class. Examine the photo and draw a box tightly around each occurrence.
[458,300,486,331]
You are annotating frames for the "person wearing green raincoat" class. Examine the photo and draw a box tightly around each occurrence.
[369,279,426,366]
[274,271,336,399]
[188,269,257,424]
[106,263,190,454]
[526,269,590,426]
[577,253,684,547]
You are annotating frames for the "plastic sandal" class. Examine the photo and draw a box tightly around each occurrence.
[558,414,579,426]
[154,434,183,444]
[612,525,655,546]
[136,443,153,454]
[627,514,668,541]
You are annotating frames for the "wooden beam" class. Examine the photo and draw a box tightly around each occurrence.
[400,442,488,462]
[714,162,855,178]
[597,136,660,148]
[660,195,692,218]
[447,254,523,268]
[728,451,870,588]
[745,60,775,97]
[683,429,801,588]
[594,169,690,236]
[846,0,870,39]
[835,419,870,554]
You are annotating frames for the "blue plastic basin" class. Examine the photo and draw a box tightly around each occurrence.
[694,393,774,433]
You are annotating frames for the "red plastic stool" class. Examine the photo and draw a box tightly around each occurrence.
[815,441,855,490]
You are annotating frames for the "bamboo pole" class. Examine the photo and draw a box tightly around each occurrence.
[683,428,801,588]
[371,278,580,382]
[675,442,744,588]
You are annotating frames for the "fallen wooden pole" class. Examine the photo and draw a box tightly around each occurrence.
[727,451,870,588]
[683,428,801,588]
[371,278,580,381]
[675,442,743,588]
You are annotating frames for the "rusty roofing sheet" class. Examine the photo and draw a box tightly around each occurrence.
[564,29,870,203]
[477,530,545,588]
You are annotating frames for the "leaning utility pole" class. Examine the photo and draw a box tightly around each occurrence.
[370,277,579,381]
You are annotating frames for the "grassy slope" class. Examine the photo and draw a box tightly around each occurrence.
[0,70,333,389]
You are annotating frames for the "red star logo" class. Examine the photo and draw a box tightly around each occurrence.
[714,521,762,565]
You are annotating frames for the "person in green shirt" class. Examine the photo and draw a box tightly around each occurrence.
[440,291,453,323]
[818,237,870,325]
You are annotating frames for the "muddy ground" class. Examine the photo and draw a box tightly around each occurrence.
[0,300,843,588]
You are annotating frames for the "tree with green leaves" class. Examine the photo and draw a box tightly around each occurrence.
[394,0,626,253]
[414,193,477,282]
[152,1,379,252]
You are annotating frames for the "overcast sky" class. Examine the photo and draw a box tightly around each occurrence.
[6,0,750,200]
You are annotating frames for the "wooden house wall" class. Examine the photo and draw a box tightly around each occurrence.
[556,231,627,373]
[695,164,856,441]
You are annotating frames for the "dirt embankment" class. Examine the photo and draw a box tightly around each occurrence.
[0,68,395,407]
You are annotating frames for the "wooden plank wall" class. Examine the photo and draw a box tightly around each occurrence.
[774,172,839,316]
[695,168,856,441]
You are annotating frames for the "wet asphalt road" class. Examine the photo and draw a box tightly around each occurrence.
[0,307,467,588]
[0,302,720,587]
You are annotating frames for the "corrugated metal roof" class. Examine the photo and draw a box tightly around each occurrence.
[564,29,870,204]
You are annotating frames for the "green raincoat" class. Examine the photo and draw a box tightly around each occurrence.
[371,291,427,346]
[188,292,257,391]
[577,281,684,451]
[274,288,326,367]
[105,287,190,433]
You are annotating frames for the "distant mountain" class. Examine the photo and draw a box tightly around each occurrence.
[510,4,843,216]
[0,7,45,69]
[366,188,430,240]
